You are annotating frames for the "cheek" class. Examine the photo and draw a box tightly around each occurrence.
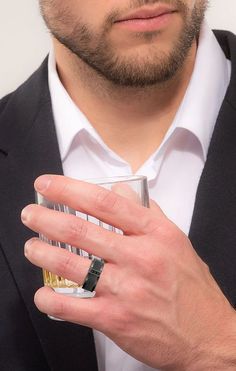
[71,0,109,28]
[188,0,198,10]
[42,0,104,32]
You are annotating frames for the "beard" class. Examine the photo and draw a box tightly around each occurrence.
[40,0,208,87]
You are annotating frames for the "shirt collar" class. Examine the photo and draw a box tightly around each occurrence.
[48,50,100,161]
[171,21,231,160]
[48,21,231,163]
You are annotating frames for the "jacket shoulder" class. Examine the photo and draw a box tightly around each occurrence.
[0,57,50,152]
[213,29,236,59]
[0,93,12,117]
[0,57,49,121]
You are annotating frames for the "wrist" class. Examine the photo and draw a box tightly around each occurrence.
[187,308,236,371]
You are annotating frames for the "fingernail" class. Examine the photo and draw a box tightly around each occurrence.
[24,238,35,257]
[21,207,30,224]
[25,238,39,257]
[35,175,52,193]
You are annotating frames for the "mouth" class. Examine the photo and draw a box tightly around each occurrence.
[114,6,177,32]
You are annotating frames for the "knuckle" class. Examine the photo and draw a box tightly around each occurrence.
[57,253,76,278]
[142,214,174,240]
[103,236,122,262]
[103,304,132,335]
[130,236,166,277]
[56,178,71,199]
[66,218,88,243]
[103,265,121,295]
[142,217,157,234]
[93,188,119,213]
[51,296,67,318]
[163,223,185,248]
[113,307,134,334]
[136,208,162,235]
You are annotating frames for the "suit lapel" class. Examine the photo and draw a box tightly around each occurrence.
[0,59,98,371]
[189,31,236,307]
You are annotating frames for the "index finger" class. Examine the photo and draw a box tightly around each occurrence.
[34,175,164,235]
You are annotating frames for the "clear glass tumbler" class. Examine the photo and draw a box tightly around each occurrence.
[36,175,149,298]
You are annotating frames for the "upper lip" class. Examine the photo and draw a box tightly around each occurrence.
[116,6,176,22]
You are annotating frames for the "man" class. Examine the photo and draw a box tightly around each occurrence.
[1,0,236,369]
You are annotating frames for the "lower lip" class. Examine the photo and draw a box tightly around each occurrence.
[115,12,175,32]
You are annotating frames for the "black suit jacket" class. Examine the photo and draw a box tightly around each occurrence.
[0,30,236,370]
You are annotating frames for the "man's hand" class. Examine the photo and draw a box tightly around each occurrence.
[21,175,236,370]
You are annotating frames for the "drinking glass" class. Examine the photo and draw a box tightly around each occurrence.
[36,175,149,299]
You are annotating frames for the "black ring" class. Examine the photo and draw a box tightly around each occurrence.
[82,258,104,292]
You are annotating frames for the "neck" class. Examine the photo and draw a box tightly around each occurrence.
[53,39,197,172]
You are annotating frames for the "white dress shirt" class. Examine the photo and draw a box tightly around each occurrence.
[48,21,231,371]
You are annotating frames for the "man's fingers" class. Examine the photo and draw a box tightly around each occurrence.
[34,174,164,235]
[34,286,104,328]
[25,238,112,294]
[22,204,124,262]
[25,238,90,285]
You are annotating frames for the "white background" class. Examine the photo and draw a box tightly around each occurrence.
[1,1,236,98]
